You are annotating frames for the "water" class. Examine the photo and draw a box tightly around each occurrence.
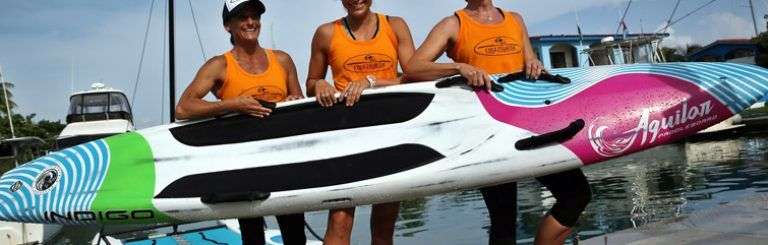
[52,136,768,244]
[296,136,768,244]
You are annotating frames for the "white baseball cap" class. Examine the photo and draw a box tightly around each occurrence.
[222,0,265,25]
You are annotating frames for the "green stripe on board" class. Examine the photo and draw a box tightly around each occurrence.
[91,132,173,224]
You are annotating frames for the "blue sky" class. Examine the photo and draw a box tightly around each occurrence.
[0,0,764,128]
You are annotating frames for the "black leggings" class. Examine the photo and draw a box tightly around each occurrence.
[239,213,306,245]
[535,168,592,227]
[481,182,518,245]
[480,169,592,245]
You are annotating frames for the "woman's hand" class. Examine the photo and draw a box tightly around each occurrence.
[457,63,492,90]
[341,79,370,107]
[231,96,272,118]
[525,58,544,79]
[284,94,304,101]
[314,80,339,107]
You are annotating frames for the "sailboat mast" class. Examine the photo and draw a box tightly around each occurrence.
[169,0,176,123]
[749,0,760,36]
[0,65,16,138]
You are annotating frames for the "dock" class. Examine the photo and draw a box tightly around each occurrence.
[581,193,768,245]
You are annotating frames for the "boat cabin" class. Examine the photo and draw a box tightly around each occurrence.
[56,83,134,149]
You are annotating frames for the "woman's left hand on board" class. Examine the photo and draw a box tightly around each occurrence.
[341,79,369,107]
[525,58,544,79]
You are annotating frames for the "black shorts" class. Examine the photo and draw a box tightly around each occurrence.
[535,168,592,227]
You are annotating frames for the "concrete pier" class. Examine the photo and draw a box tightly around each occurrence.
[582,193,768,245]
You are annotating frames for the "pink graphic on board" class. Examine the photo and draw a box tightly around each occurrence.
[477,73,733,165]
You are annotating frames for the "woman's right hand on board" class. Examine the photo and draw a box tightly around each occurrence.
[231,96,272,118]
[314,80,339,107]
[457,63,493,90]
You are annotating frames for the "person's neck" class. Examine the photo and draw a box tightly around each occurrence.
[346,11,376,31]
[465,0,495,12]
[233,43,263,57]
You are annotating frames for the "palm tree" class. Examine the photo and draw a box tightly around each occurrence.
[0,81,17,116]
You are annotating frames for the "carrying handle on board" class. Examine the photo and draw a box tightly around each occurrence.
[515,119,584,150]
[498,72,571,84]
[201,191,271,204]
[257,100,277,110]
[435,76,505,92]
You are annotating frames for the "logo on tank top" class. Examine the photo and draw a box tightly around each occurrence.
[343,53,395,73]
[240,85,286,103]
[474,36,521,56]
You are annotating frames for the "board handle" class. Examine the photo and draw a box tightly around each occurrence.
[498,72,571,84]
[201,191,271,204]
[435,76,505,92]
[256,100,277,110]
[515,119,584,150]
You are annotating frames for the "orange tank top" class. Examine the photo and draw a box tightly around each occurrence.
[328,13,399,91]
[218,49,287,103]
[448,9,525,74]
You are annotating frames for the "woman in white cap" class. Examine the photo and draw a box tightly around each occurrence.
[175,1,305,244]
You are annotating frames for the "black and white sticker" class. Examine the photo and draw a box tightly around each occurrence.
[34,166,61,194]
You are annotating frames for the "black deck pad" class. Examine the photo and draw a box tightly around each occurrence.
[155,144,445,198]
[170,93,434,146]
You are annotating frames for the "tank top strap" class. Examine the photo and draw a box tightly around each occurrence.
[378,14,398,48]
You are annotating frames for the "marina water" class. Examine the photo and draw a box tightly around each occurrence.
[298,135,768,244]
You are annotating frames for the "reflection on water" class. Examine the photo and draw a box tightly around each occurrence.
[385,136,768,244]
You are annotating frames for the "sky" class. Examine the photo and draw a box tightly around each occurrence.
[0,0,765,129]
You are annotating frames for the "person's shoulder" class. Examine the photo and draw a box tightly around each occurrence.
[385,15,406,24]
[203,54,227,70]
[506,11,524,21]
[314,21,336,37]
[385,15,409,31]
[438,14,460,26]
[271,49,294,63]
[433,14,459,31]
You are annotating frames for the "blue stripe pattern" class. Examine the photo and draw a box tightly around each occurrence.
[490,63,768,112]
[0,140,110,225]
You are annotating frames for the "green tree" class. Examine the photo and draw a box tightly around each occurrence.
[661,47,687,62]
[0,81,17,115]
[685,44,703,56]
[0,113,65,149]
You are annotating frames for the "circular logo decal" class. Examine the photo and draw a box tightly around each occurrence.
[240,85,286,103]
[9,181,22,193]
[343,53,395,73]
[474,36,521,56]
[34,167,61,194]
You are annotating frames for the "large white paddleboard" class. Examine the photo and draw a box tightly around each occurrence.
[1,63,768,225]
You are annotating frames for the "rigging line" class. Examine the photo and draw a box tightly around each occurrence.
[657,0,720,34]
[161,0,168,124]
[188,0,207,61]
[131,0,158,107]
[615,0,633,34]
[663,0,682,33]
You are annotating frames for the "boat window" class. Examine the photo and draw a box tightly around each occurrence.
[68,95,83,115]
[170,93,434,146]
[66,92,133,123]
[83,94,109,114]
